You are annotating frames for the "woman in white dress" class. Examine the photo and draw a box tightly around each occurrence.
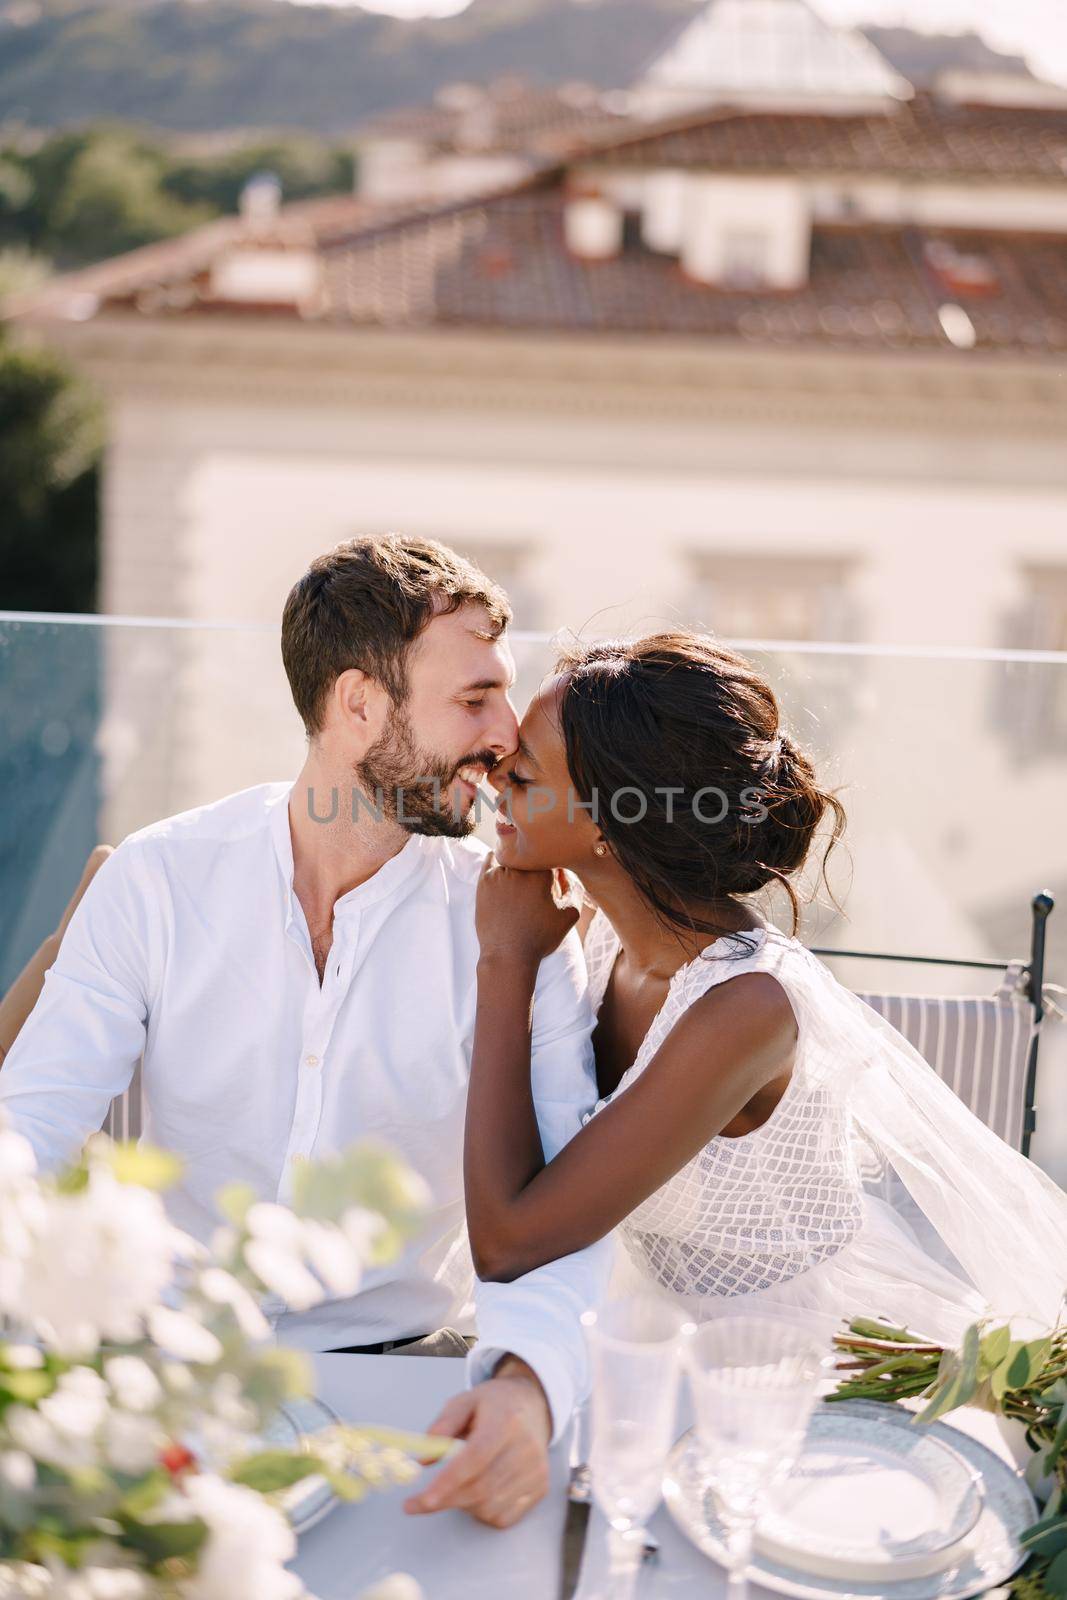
[464,632,1067,1340]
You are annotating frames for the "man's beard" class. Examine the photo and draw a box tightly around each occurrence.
[356,708,495,839]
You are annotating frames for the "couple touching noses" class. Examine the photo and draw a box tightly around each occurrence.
[12,533,1049,1536]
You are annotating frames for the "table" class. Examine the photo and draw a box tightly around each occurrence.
[292,1354,1023,1600]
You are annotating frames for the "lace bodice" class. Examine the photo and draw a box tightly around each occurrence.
[582,912,865,1301]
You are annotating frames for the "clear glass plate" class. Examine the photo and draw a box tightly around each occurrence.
[262,1395,343,1535]
[754,1404,984,1580]
[663,1399,1038,1600]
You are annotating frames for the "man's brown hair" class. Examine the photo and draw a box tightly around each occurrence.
[281,534,512,736]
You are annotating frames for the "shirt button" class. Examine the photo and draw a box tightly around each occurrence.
[304,1053,320,1068]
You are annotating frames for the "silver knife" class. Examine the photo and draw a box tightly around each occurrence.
[559,1460,593,1600]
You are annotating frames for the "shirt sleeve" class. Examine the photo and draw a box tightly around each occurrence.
[467,928,612,1442]
[0,840,158,1171]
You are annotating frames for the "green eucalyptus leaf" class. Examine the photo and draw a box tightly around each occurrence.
[54,1165,90,1195]
[1020,1516,1067,1559]
[917,1323,980,1424]
[319,1466,369,1503]
[230,1451,322,1493]
[979,1325,1012,1375]
[848,1319,916,1343]
[0,1369,53,1404]
[118,1470,171,1520]
[1045,1547,1067,1597]
[28,1527,100,1566]
[992,1343,1024,1401]
[117,1511,207,1567]
[1005,1339,1053,1392]
[352,1424,458,1461]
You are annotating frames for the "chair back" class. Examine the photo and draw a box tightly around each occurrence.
[103,1063,143,1142]
[854,972,1035,1151]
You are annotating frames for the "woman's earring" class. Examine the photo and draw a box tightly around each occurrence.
[593,842,608,858]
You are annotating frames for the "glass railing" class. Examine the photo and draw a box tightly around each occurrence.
[2,612,1065,1004]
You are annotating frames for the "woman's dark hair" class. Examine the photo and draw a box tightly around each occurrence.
[555,631,845,939]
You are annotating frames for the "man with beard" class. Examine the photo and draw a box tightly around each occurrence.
[0,536,610,1528]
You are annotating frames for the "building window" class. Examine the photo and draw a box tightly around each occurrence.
[686,552,858,644]
[720,229,771,288]
[684,551,862,740]
[995,566,1067,761]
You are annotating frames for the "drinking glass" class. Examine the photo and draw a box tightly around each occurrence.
[582,1296,693,1600]
[684,1309,832,1600]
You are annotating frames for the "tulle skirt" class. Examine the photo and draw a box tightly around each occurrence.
[609,1190,988,1345]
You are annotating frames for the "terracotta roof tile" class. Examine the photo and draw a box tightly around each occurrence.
[314,191,1067,355]
[4,193,395,322]
[580,91,1067,181]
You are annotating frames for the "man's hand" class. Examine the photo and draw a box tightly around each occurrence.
[403,1357,552,1528]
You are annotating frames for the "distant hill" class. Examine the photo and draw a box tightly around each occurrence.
[2,0,1055,140]
[0,0,701,134]
[861,25,1042,88]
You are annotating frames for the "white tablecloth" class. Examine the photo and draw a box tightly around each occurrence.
[292,1353,1021,1600]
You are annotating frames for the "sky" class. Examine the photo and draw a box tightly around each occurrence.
[330,0,1067,88]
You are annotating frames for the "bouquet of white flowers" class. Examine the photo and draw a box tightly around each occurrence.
[0,1120,445,1600]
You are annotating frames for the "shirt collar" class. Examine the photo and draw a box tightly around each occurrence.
[268,781,430,922]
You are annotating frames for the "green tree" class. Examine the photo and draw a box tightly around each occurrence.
[162,136,354,214]
[45,129,211,264]
[0,334,100,612]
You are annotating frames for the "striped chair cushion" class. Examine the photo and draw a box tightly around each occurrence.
[103,1062,143,1143]
[854,985,1035,1151]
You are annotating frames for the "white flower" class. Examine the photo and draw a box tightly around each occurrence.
[7,1367,116,1475]
[103,1410,162,1476]
[5,1344,45,1369]
[341,1206,388,1258]
[208,1373,257,1432]
[0,1128,44,1317]
[16,1169,179,1355]
[242,1203,325,1311]
[171,1475,303,1600]
[243,1241,322,1312]
[42,1367,109,1435]
[197,1267,270,1340]
[245,1203,304,1250]
[104,1356,162,1414]
[190,1373,260,1469]
[38,1558,153,1599]
[357,1579,426,1600]
[148,1307,223,1365]
[0,1449,36,1491]
[7,1404,95,1476]
[162,1362,195,1394]
[301,1220,362,1298]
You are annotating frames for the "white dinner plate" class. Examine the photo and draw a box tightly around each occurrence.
[263,1395,343,1535]
[663,1399,1038,1600]
[754,1404,984,1580]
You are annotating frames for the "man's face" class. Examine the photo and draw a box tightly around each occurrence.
[357,605,519,838]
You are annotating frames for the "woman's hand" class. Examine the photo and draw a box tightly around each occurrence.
[476,855,580,968]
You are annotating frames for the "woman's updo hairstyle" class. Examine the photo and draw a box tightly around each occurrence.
[555,631,844,938]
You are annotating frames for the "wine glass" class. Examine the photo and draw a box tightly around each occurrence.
[582,1296,693,1600]
[683,1308,832,1600]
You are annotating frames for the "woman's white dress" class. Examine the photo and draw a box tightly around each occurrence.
[582,913,1067,1339]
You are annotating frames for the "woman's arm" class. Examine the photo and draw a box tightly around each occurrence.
[465,863,798,1283]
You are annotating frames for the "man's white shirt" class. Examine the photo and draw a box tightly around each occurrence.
[0,782,610,1436]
